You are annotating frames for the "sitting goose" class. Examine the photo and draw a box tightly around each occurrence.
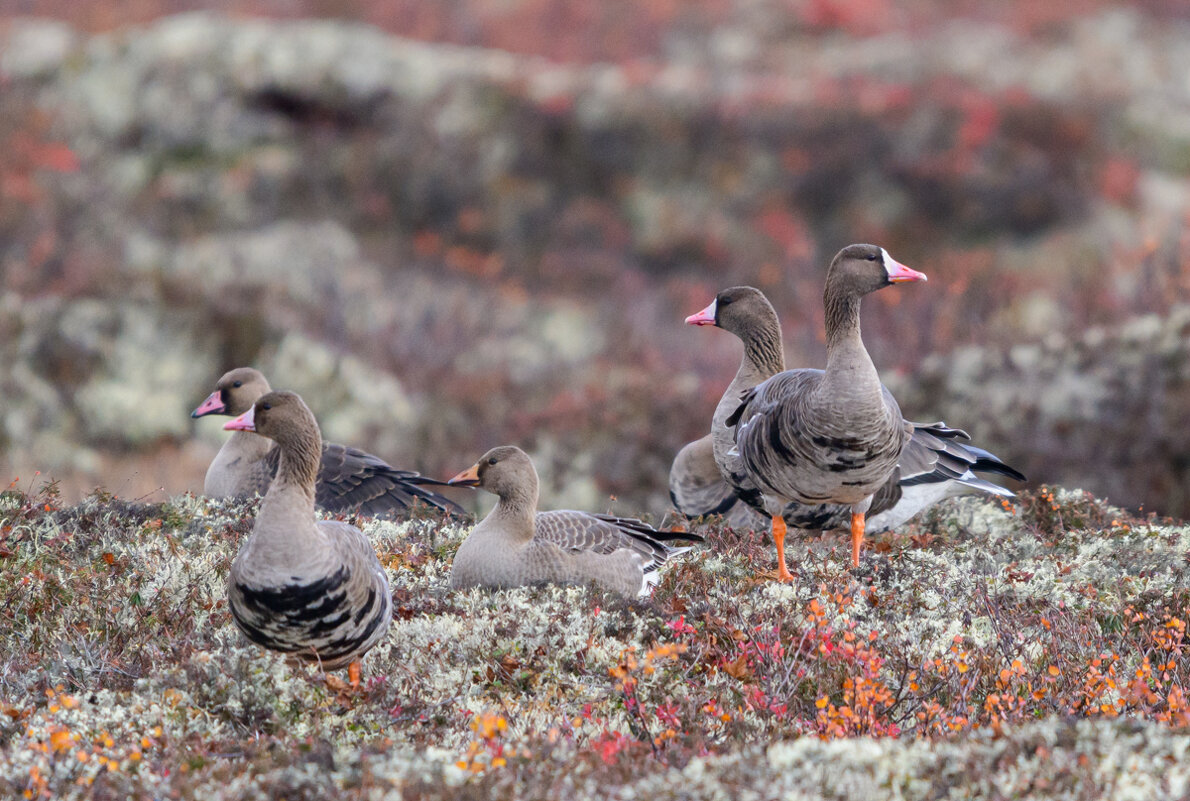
[446,446,703,598]
[679,285,1023,571]
[223,391,392,686]
[726,245,936,571]
[193,368,464,518]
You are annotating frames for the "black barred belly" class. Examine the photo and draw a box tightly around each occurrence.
[744,418,892,505]
[230,567,389,668]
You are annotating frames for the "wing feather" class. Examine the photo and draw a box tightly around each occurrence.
[255,442,465,517]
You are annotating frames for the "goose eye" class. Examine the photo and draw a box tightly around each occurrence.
[233,381,242,388]
[718,297,733,307]
[866,253,878,261]
[261,403,271,411]
[488,457,498,466]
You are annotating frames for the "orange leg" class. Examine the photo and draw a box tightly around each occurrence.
[348,660,361,689]
[850,512,865,567]
[772,516,795,582]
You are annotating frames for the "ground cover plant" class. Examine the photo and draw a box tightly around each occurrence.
[1,477,1188,799]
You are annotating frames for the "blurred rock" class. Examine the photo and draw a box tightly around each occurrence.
[0,294,217,488]
[889,305,1190,516]
[0,19,76,79]
[1,10,1190,515]
[263,331,417,458]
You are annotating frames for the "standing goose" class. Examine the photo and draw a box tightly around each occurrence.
[686,285,788,523]
[446,446,703,598]
[726,245,929,573]
[223,391,392,686]
[678,285,1024,565]
[193,368,464,518]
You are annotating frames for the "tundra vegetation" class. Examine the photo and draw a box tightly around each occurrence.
[1,479,1188,799]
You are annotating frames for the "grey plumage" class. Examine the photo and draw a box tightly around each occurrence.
[678,284,1024,545]
[667,434,768,529]
[225,391,392,671]
[668,435,742,518]
[259,443,464,517]
[194,367,464,518]
[448,446,702,598]
[725,245,928,568]
[772,421,1024,533]
[729,367,908,507]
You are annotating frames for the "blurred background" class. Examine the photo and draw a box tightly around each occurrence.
[2,1,1190,517]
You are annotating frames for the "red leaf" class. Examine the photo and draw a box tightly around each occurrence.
[32,143,79,173]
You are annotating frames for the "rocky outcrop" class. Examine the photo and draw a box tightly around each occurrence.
[889,305,1190,516]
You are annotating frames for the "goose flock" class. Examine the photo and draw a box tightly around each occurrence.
[192,245,1024,680]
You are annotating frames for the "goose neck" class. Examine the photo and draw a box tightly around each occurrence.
[487,487,537,542]
[266,436,320,513]
[740,323,785,382]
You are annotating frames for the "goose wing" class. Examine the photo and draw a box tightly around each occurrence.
[535,510,702,573]
[257,443,466,517]
[863,422,1027,533]
[669,436,741,518]
[896,422,1026,490]
[727,369,826,501]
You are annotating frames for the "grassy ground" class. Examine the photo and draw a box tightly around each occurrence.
[1,480,1188,799]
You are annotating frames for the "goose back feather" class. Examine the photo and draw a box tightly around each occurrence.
[194,367,463,518]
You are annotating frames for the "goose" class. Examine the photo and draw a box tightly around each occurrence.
[446,446,703,598]
[667,434,767,530]
[223,391,392,686]
[193,368,464,518]
[721,245,1006,573]
[680,285,1024,565]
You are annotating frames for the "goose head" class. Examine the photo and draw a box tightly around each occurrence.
[686,286,780,339]
[826,244,926,299]
[192,367,272,418]
[223,390,320,452]
[447,445,538,503]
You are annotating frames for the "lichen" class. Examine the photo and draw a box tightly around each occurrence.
[0,485,1187,798]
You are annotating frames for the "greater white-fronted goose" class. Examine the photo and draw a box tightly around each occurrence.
[725,245,930,572]
[446,446,703,598]
[714,245,937,576]
[682,285,1024,563]
[193,367,464,518]
[223,391,392,685]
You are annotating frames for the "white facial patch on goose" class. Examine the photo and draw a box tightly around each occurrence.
[881,247,894,279]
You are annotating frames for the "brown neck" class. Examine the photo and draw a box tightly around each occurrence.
[821,279,881,396]
[271,432,321,507]
[489,478,538,540]
[741,317,785,379]
[823,279,864,350]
